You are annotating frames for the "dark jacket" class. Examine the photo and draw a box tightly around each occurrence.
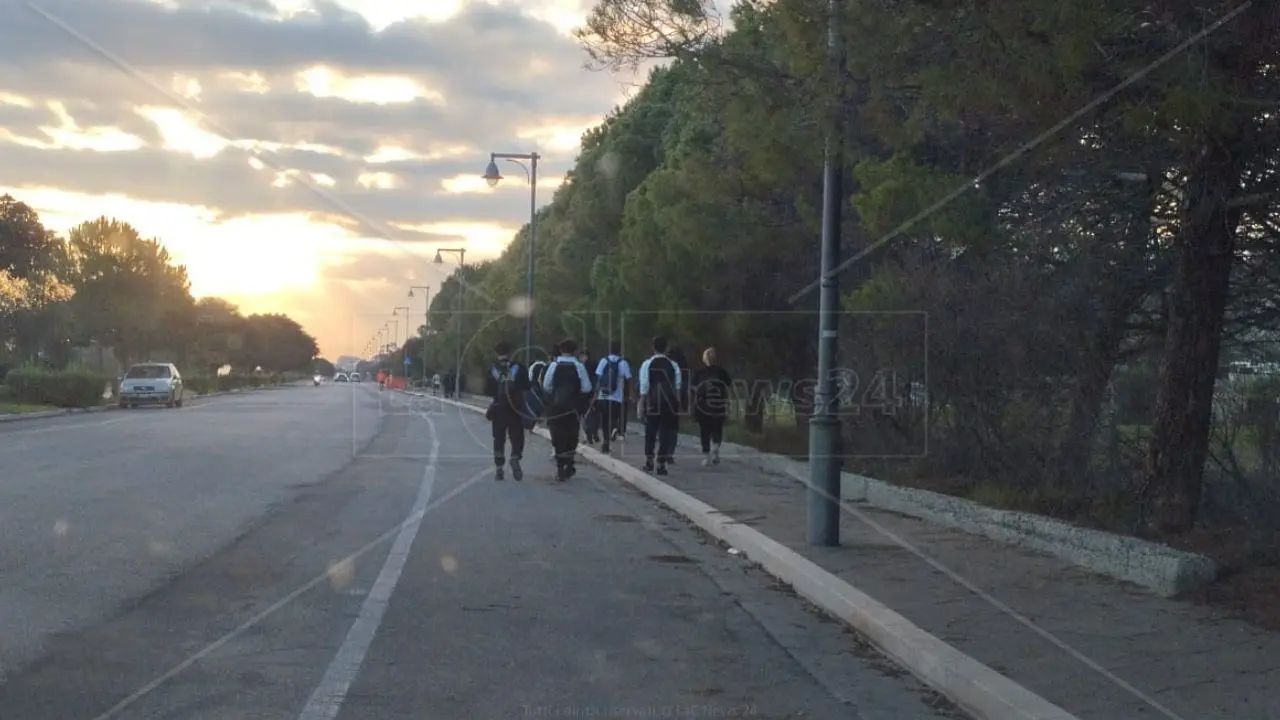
[484,358,530,414]
[692,365,732,418]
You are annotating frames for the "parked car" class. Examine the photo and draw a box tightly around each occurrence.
[334,373,349,383]
[119,363,185,408]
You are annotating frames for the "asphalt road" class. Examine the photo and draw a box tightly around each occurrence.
[0,384,960,720]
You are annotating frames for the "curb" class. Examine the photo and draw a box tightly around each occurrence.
[0,409,69,423]
[675,435,1216,597]
[0,404,121,423]
[425,392,1079,720]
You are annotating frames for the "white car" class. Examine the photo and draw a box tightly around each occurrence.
[119,363,185,408]
[334,373,349,383]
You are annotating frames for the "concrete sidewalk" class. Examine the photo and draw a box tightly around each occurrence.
[443,392,1278,720]
[615,438,1279,719]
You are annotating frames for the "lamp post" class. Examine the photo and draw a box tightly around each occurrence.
[392,306,410,376]
[434,248,467,397]
[408,285,430,384]
[808,0,845,547]
[482,151,539,364]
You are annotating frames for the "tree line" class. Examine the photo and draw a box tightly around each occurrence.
[0,194,321,379]
[415,0,1280,540]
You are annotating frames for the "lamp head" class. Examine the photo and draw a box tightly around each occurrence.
[482,159,502,187]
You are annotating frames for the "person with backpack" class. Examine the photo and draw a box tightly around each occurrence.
[637,335,682,475]
[541,338,593,481]
[692,346,732,466]
[483,341,531,481]
[593,339,632,454]
[665,345,691,464]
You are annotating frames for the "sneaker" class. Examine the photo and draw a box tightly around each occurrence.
[702,454,711,467]
[600,444,610,454]
[656,463,668,476]
[495,466,505,481]
[567,464,577,478]
[509,457,523,481]
[643,458,655,472]
[711,445,721,465]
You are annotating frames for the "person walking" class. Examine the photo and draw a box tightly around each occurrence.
[692,346,732,466]
[542,338,593,481]
[665,345,691,465]
[483,341,530,481]
[578,349,600,445]
[638,335,681,475]
[593,339,632,454]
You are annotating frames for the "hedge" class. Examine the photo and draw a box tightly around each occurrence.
[4,366,109,408]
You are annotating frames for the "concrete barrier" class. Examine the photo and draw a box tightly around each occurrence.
[700,438,1217,597]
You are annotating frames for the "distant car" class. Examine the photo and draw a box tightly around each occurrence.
[350,372,363,383]
[334,373,349,383]
[119,363,185,409]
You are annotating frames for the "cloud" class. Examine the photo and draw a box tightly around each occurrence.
[0,1,631,225]
[0,0,638,355]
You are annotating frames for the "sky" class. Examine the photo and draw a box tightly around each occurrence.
[0,0,650,358]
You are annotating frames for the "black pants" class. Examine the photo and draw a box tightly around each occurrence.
[547,411,580,469]
[697,414,725,452]
[644,413,679,462]
[491,411,525,466]
[596,399,625,449]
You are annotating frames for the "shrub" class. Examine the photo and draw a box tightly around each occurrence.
[248,374,264,388]
[4,365,109,407]
[184,374,215,395]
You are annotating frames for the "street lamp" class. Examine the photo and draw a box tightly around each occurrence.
[408,286,430,384]
[483,151,539,364]
[808,0,845,547]
[392,306,410,376]
[435,247,466,397]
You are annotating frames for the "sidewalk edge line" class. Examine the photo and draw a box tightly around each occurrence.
[429,394,1079,720]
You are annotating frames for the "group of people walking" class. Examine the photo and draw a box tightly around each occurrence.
[481,335,733,482]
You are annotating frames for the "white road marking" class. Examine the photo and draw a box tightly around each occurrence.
[89,411,487,720]
[297,410,441,720]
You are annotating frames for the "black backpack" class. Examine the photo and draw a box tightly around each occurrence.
[490,360,518,408]
[599,358,622,395]
[548,360,582,410]
[646,356,679,415]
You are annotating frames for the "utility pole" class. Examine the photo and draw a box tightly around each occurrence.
[807,0,844,547]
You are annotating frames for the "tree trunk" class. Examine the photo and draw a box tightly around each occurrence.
[1054,252,1159,493]
[1055,331,1122,492]
[1139,141,1241,533]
